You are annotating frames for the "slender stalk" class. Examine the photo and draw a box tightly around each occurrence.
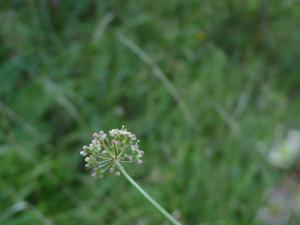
[116,161,182,225]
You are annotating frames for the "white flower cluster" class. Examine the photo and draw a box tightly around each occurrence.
[269,130,300,169]
[109,128,137,141]
[80,126,144,178]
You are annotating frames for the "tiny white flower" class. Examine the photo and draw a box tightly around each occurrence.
[131,144,138,151]
[80,151,87,156]
[138,151,144,157]
[93,133,98,138]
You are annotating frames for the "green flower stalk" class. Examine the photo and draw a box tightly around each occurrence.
[80,126,182,225]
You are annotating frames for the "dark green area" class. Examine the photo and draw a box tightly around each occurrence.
[1,0,300,224]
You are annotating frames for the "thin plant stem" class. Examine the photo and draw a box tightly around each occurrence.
[115,161,182,225]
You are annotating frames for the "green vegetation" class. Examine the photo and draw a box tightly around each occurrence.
[1,1,300,224]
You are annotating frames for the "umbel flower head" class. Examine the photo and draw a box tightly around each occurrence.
[80,126,144,178]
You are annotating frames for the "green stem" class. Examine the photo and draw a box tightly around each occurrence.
[116,162,182,225]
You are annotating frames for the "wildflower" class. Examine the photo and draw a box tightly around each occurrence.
[80,126,182,225]
[80,126,144,178]
[269,130,300,169]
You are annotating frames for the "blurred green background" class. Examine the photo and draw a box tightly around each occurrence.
[1,0,300,225]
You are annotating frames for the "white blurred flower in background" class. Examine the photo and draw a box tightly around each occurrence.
[269,130,300,169]
[257,130,300,225]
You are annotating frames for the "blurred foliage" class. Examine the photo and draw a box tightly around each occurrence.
[1,0,300,224]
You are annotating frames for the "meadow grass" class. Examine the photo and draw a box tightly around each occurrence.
[1,1,300,224]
